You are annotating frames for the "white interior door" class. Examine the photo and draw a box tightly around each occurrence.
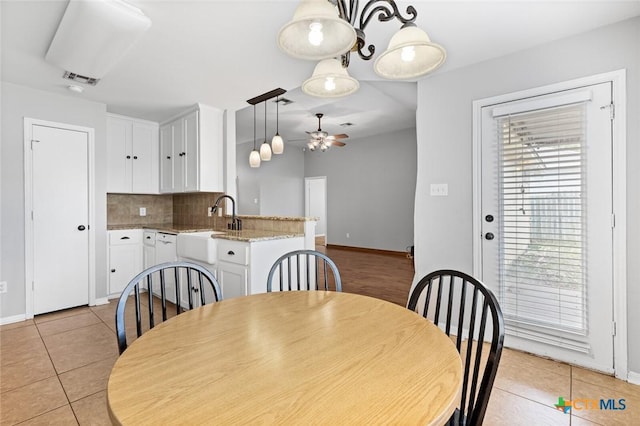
[479,82,614,372]
[30,123,90,314]
[305,177,327,236]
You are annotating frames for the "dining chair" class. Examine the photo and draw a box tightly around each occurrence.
[267,249,342,292]
[115,261,222,354]
[407,269,504,426]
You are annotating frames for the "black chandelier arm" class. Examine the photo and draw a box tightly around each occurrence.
[359,1,417,29]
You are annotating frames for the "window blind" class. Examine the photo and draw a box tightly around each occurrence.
[497,102,588,340]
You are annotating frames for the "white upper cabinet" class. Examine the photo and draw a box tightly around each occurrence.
[160,104,223,193]
[107,114,159,194]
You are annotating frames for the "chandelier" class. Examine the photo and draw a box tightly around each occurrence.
[277,0,446,98]
[247,88,286,168]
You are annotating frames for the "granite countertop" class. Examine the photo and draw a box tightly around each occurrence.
[236,215,318,222]
[107,224,303,242]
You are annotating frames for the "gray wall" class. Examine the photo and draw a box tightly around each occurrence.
[305,127,416,252]
[1,82,108,319]
[236,141,305,216]
[414,18,639,373]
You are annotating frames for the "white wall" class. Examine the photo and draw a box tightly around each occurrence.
[305,127,417,252]
[414,17,639,373]
[236,141,305,216]
[0,82,108,319]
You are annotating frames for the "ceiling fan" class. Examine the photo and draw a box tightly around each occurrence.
[306,113,348,152]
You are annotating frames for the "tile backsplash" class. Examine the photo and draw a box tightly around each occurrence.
[107,192,224,228]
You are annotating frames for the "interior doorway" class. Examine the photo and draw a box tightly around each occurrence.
[24,118,95,316]
[305,176,327,246]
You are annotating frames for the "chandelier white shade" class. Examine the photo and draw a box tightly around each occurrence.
[302,58,359,98]
[271,134,284,154]
[277,0,357,60]
[373,25,446,79]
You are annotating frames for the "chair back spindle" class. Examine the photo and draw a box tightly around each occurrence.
[267,250,342,292]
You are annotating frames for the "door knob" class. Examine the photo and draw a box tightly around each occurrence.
[485,215,494,222]
[485,232,495,240]
[77,225,86,231]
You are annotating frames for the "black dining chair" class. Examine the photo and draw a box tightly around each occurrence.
[267,249,342,292]
[115,261,222,354]
[407,269,504,426]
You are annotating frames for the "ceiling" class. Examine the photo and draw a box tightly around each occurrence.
[2,1,639,146]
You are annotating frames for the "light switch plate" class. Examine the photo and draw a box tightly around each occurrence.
[139,207,147,216]
[430,183,448,196]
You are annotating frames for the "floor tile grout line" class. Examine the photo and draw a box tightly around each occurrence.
[491,386,569,413]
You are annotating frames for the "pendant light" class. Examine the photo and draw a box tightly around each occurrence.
[249,104,261,168]
[260,100,272,161]
[271,96,284,154]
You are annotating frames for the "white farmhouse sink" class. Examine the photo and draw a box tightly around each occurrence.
[177,231,224,264]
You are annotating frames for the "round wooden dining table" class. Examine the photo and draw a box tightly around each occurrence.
[107,291,462,425]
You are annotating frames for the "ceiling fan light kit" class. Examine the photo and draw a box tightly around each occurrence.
[306,113,348,152]
[278,0,446,98]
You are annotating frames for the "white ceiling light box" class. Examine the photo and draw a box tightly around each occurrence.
[45,0,151,83]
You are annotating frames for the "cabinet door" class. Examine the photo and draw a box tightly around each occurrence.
[217,262,247,299]
[107,117,132,193]
[159,124,174,193]
[143,245,156,269]
[183,110,199,192]
[109,245,142,295]
[173,119,186,192]
[131,122,158,194]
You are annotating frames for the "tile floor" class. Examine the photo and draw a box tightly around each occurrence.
[2,300,639,425]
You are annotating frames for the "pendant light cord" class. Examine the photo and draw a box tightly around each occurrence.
[253,104,256,150]
[276,96,279,135]
[264,100,267,142]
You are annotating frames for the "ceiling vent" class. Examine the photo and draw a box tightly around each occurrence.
[45,0,151,83]
[275,97,294,106]
[62,71,99,86]
[340,122,355,127]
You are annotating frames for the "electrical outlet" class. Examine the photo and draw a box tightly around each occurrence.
[0,281,7,294]
[430,183,449,197]
[139,207,147,216]
[218,207,223,217]
[346,233,350,239]
[208,207,212,217]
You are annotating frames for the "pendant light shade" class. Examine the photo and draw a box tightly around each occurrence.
[249,149,261,168]
[271,134,284,154]
[277,0,356,60]
[373,24,446,80]
[260,141,272,161]
[249,103,261,167]
[302,58,359,98]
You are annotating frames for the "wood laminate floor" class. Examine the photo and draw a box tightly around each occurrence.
[1,246,638,425]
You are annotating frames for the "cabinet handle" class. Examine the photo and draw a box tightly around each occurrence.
[111,269,116,273]
[146,236,151,239]
[133,155,138,159]
[227,250,235,256]
[126,155,131,159]
[120,236,130,240]
[166,156,171,159]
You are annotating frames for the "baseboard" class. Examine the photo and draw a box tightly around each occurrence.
[0,314,27,325]
[628,371,640,385]
[326,244,409,258]
[92,297,110,306]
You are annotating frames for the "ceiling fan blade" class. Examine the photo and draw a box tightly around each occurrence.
[332,133,349,139]
[332,140,346,147]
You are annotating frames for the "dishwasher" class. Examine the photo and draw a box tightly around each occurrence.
[155,232,178,303]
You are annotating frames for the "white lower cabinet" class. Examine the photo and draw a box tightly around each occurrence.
[108,230,143,296]
[216,240,248,299]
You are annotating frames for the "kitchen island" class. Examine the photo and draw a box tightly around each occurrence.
[106,216,317,299]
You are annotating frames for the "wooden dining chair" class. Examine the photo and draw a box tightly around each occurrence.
[115,261,222,354]
[267,249,342,292]
[407,269,504,426]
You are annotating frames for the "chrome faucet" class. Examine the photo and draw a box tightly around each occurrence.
[211,195,242,231]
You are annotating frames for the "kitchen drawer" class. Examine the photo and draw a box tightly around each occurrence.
[109,229,142,245]
[217,240,249,265]
[156,232,177,244]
